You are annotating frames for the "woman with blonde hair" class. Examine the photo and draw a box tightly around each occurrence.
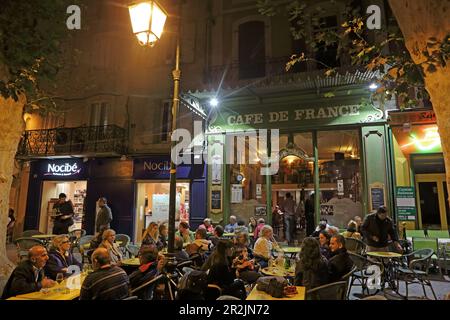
[45,234,82,280]
[252,225,280,268]
[342,220,362,240]
[142,222,163,250]
[99,229,123,265]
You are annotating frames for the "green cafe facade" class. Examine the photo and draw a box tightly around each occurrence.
[192,80,398,230]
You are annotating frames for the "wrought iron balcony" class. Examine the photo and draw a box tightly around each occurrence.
[17,125,126,158]
[203,57,376,91]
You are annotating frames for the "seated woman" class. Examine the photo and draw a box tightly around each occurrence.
[294,237,329,290]
[253,225,279,268]
[232,246,260,284]
[201,239,246,300]
[342,220,362,240]
[233,232,253,259]
[142,222,164,251]
[318,230,331,259]
[99,229,123,266]
[45,235,82,280]
[129,246,164,300]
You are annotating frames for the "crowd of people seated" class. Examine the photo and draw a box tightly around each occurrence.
[2,206,415,300]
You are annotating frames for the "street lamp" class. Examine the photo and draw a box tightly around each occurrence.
[129,1,180,254]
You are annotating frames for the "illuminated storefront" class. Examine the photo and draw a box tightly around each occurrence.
[389,109,448,230]
[194,84,395,233]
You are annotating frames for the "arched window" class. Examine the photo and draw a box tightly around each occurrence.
[238,21,266,79]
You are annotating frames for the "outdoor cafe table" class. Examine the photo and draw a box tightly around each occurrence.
[279,247,301,259]
[261,266,295,278]
[122,258,140,266]
[246,285,305,300]
[366,251,403,293]
[7,273,87,300]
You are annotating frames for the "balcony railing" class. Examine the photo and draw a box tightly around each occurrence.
[17,125,126,158]
[204,57,376,90]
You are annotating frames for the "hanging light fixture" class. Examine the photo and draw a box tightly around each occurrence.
[128,1,168,47]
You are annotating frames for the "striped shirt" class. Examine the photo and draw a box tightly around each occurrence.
[80,266,129,300]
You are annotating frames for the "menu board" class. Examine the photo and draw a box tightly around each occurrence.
[211,190,222,210]
[370,186,385,212]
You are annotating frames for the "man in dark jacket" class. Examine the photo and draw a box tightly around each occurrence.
[95,197,113,232]
[52,193,74,235]
[328,235,354,283]
[2,246,55,299]
[361,206,402,252]
[129,247,164,300]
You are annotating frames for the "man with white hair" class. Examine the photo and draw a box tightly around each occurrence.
[224,215,238,233]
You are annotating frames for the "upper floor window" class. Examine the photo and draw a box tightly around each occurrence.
[313,15,340,69]
[89,102,109,127]
[238,21,266,79]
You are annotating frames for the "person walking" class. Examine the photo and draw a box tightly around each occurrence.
[95,197,113,233]
[280,192,296,245]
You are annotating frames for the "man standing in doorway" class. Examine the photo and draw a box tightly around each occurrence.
[280,192,296,245]
[52,193,75,235]
[96,197,113,233]
[361,206,402,252]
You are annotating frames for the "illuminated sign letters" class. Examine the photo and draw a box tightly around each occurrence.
[45,162,81,176]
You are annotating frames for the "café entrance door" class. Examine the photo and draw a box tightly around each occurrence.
[415,174,449,230]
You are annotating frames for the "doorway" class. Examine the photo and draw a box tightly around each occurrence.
[415,174,449,230]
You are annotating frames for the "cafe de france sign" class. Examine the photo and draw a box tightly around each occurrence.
[208,102,384,132]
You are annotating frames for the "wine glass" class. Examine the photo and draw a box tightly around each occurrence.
[56,273,64,292]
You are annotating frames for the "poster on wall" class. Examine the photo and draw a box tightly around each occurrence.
[211,190,222,210]
[256,184,262,199]
[396,187,417,221]
[369,183,386,212]
[337,180,344,196]
[255,205,267,216]
[231,185,243,203]
[152,194,180,223]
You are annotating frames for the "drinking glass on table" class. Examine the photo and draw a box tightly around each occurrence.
[56,273,64,292]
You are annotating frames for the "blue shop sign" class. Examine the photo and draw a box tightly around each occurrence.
[32,159,88,180]
[133,156,204,180]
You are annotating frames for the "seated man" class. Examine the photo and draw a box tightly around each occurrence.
[2,246,55,299]
[328,234,354,283]
[191,228,211,252]
[209,225,224,248]
[174,236,190,263]
[80,248,130,300]
[175,221,195,244]
[129,247,164,300]
[224,215,238,233]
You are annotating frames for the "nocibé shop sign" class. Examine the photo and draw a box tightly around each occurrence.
[208,102,384,131]
[33,159,88,180]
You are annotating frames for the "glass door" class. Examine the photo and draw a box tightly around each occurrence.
[415,174,448,230]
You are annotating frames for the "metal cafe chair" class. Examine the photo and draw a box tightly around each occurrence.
[396,248,437,300]
[21,230,43,237]
[15,237,44,261]
[344,237,367,256]
[306,281,348,300]
[348,252,383,297]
